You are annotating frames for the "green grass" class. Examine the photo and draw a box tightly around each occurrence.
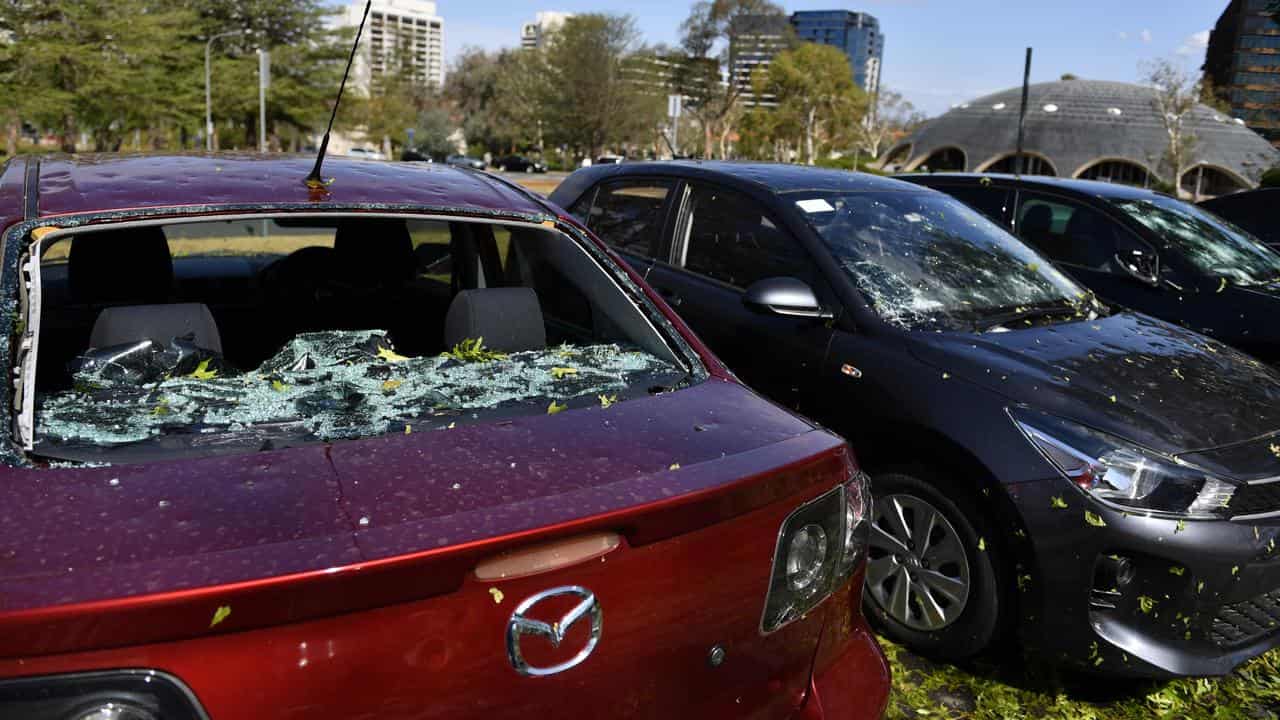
[882,638,1280,719]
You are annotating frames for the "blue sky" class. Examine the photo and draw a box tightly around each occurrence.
[439,1,1226,116]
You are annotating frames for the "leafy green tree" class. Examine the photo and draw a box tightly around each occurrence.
[0,0,203,152]
[490,47,553,153]
[539,13,662,159]
[443,47,504,155]
[185,0,351,149]
[752,43,867,164]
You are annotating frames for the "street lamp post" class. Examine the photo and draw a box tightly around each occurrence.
[205,29,247,152]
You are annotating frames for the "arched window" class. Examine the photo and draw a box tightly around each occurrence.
[1076,159,1153,188]
[980,153,1057,176]
[916,146,966,172]
[881,143,911,169]
[1180,165,1249,199]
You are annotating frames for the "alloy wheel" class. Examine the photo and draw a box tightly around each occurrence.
[865,493,971,631]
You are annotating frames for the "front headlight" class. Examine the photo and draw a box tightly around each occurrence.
[1012,410,1235,519]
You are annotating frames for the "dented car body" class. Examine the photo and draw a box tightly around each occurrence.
[0,155,888,718]
[552,162,1280,678]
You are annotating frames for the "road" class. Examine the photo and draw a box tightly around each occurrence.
[499,170,570,198]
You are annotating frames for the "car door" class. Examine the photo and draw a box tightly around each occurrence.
[644,181,835,414]
[1012,189,1175,317]
[565,178,678,280]
[932,183,1015,233]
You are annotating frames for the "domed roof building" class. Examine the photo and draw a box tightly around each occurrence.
[885,78,1280,197]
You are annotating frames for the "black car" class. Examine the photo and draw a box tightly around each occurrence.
[446,154,486,171]
[496,155,546,173]
[901,174,1280,363]
[551,162,1280,677]
[1200,187,1280,248]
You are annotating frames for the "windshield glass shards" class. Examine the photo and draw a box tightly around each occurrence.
[27,215,695,464]
[36,330,679,461]
[1110,195,1280,287]
[793,190,1088,332]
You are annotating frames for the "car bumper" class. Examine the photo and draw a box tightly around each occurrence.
[1013,477,1280,677]
[798,618,890,719]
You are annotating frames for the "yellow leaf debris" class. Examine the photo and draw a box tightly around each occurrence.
[210,605,231,628]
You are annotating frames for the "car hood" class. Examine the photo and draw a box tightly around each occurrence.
[907,312,1280,455]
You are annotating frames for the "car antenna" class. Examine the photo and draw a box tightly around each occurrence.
[305,0,372,189]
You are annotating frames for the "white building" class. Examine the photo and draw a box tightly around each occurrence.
[343,0,445,92]
[520,11,573,49]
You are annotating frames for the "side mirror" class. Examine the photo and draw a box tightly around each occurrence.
[1115,248,1159,286]
[743,277,834,320]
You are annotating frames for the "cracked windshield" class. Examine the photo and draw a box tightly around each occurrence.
[1111,194,1280,286]
[32,217,688,463]
[795,191,1092,331]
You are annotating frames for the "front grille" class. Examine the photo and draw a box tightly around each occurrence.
[1229,482,1280,519]
[1209,588,1280,648]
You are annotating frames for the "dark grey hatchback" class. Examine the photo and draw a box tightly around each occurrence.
[552,162,1280,677]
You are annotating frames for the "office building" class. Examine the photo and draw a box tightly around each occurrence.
[791,10,883,95]
[343,0,444,92]
[1204,0,1280,146]
[729,14,791,107]
[521,11,573,49]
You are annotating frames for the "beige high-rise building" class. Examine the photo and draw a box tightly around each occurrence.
[344,0,445,91]
[520,11,573,49]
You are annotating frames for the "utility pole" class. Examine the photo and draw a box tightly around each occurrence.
[258,48,270,153]
[205,29,247,151]
[1014,47,1033,176]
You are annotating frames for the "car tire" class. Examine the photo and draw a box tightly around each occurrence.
[524,166,534,174]
[862,471,1004,660]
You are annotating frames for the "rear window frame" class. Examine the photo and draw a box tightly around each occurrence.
[4,206,708,466]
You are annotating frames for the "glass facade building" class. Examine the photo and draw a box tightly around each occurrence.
[790,10,883,96]
[1204,0,1280,147]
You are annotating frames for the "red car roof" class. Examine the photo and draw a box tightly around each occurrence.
[13,154,551,220]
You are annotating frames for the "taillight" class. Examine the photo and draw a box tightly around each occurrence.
[761,469,871,634]
[0,670,207,720]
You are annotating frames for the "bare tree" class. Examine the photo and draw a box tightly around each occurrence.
[858,89,923,160]
[1144,58,1201,197]
[676,0,791,159]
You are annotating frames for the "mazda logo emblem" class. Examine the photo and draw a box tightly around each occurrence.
[506,585,603,677]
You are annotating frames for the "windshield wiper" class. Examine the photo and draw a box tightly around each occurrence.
[977,303,1081,332]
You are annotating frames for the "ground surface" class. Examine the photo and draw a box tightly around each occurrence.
[503,169,1280,719]
[883,638,1280,719]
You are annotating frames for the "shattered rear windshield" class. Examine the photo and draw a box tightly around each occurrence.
[792,190,1086,331]
[28,215,693,464]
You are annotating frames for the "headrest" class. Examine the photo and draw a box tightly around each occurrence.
[1021,205,1053,235]
[90,303,223,354]
[444,288,546,353]
[68,227,173,304]
[333,218,416,288]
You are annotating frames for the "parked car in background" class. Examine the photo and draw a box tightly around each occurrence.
[1199,187,1280,248]
[496,155,547,173]
[553,162,1280,678]
[344,146,387,161]
[595,154,626,165]
[903,174,1280,364]
[446,154,487,171]
[0,155,889,719]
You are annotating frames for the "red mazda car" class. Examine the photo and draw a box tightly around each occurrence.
[0,155,888,719]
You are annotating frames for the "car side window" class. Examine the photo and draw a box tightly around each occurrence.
[680,185,814,289]
[580,180,675,260]
[1015,191,1150,275]
[939,186,1011,227]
